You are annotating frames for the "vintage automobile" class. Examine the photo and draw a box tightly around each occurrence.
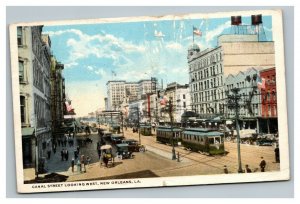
[122,139,145,152]
[256,138,274,146]
[103,131,112,141]
[116,143,133,159]
[111,135,125,145]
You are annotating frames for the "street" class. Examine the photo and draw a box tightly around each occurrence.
[24,127,280,183]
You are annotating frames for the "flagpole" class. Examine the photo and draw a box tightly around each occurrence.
[192,26,194,44]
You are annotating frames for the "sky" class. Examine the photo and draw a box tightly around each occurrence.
[43,15,272,117]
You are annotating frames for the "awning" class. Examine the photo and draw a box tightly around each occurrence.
[226,120,233,125]
[100,145,112,150]
[22,127,35,136]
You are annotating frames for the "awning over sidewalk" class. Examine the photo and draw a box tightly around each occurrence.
[22,127,35,136]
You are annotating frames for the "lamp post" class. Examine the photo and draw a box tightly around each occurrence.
[33,114,39,179]
[227,88,243,173]
[167,97,177,160]
[120,112,124,137]
[136,106,141,145]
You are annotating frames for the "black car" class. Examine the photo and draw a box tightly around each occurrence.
[122,139,145,152]
[256,139,274,146]
[111,135,125,145]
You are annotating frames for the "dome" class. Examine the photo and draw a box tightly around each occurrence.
[188,43,200,52]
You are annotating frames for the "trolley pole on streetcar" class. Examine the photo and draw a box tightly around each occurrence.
[168,97,177,160]
[227,88,243,173]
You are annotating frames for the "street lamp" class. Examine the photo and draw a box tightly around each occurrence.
[227,88,243,173]
[167,97,177,160]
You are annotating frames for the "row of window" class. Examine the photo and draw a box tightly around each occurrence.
[192,90,225,103]
[32,59,45,92]
[189,52,222,71]
[192,103,225,114]
[191,76,224,92]
[34,93,51,128]
[191,64,223,81]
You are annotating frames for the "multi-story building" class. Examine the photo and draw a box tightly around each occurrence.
[50,55,66,138]
[106,80,126,111]
[18,26,52,168]
[159,83,191,123]
[106,79,157,111]
[259,67,277,133]
[125,82,139,102]
[137,79,156,99]
[187,34,275,119]
[225,68,262,130]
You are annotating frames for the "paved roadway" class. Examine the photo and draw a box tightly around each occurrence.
[23,126,280,182]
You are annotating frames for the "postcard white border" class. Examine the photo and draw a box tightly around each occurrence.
[9,9,290,193]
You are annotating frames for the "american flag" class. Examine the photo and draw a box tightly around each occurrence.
[65,101,73,112]
[257,75,266,90]
[160,96,168,105]
[193,26,202,36]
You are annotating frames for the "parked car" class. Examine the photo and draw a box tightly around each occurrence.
[111,135,125,144]
[103,132,112,141]
[116,143,132,159]
[122,139,145,152]
[256,138,274,146]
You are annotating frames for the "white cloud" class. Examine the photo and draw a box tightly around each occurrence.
[94,68,107,78]
[165,42,183,50]
[86,66,94,71]
[45,29,146,67]
[206,20,231,42]
[64,62,78,69]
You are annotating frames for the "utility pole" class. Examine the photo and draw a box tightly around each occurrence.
[168,97,176,160]
[120,112,124,137]
[227,88,243,173]
[136,106,141,145]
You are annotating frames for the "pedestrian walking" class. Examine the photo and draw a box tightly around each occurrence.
[77,159,81,173]
[58,138,61,147]
[86,156,91,166]
[47,150,51,160]
[103,155,108,168]
[71,158,75,173]
[65,149,69,161]
[80,155,85,172]
[61,149,64,161]
[274,145,280,163]
[259,157,266,172]
[77,146,80,154]
[245,164,252,173]
[53,144,56,154]
[223,165,229,174]
[74,149,78,160]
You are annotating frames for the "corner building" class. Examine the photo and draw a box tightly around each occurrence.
[187,34,275,120]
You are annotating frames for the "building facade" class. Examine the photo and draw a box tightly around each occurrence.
[259,67,277,133]
[106,80,126,111]
[187,34,275,120]
[18,26,52,168]
[225,68,262,129]
[106,79,157,111]
[50,55,66,138]
[159,83,191,123]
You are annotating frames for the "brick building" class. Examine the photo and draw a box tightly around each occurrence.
[259,67,278,133]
